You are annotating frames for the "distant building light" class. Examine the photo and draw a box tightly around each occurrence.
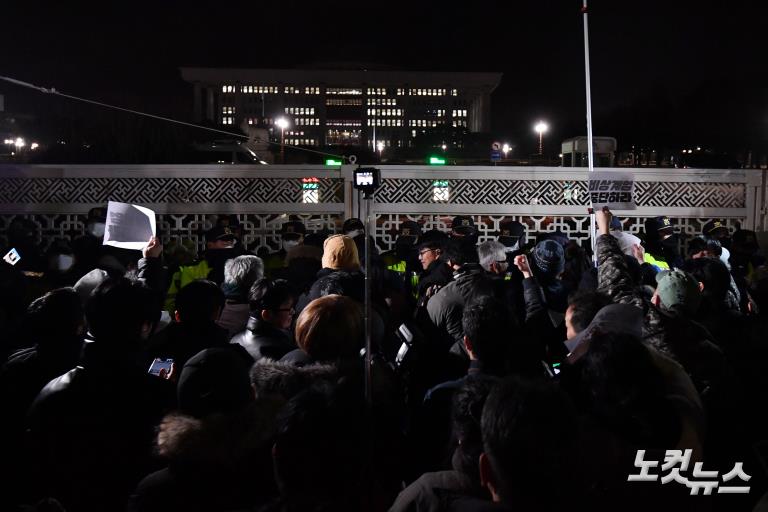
[14,138,25,148]
[429,156,446,165]
[30,142,39,150]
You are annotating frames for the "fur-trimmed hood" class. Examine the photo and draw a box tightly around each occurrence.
[250,359,339,401]
[156,398,282,467]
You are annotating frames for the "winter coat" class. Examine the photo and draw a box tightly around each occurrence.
[426,264,499,351]
[596,234,726,395]
[230,316,295,363]
[128,400,282,512]
[26,337,176,512]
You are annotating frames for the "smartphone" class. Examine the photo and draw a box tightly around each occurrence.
[148,358,174,376]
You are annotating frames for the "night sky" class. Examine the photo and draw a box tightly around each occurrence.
[2,0,767,157]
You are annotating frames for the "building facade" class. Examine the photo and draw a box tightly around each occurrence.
[180,68,501,151]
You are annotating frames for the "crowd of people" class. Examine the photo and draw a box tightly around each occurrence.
[1,207,768,512]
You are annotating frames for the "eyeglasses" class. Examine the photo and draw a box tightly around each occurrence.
[495,260,509,266]
[419,248,436,257]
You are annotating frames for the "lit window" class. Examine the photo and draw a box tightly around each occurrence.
[433,180,450,202]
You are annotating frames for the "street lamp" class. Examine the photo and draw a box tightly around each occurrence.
[275,117,289,164]
[534,121,548,155]
[502,143,510,158]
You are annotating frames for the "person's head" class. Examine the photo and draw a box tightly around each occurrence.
[530,240,565,280]
[177,346,255,418]
[651,269,703,316]
[294,295,363,361]
[280,221,306,251]
[394,220,422,258]
[565,290,612,340]
[205,225,237,250]
[26,287,85,350]
[85,207,107,239]
[687,237,722,259]
[462,297,515,374]
[497,220,526,251]
[480,377,577,506]
[175,279,226,325]
[568,329,679,446]
[342,217,365,239]
[321,234,360,271]
[417,240,443,270]
[273,381,365,506]
[450,215,477,239]
[477,240,508,275]
[682,257,731,306]
[651,216,676,241]
[223,255,264,299]
[442,240,465,269]
[731,229,759,259]
[86,277,160,344]
[451,375,500,480]
[396,220,421,244]
[703,219,730,244]
[249,278,295,330]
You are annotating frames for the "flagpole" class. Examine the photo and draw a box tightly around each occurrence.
[583,0,598,262]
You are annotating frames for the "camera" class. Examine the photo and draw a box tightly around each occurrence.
[353,167,381,196]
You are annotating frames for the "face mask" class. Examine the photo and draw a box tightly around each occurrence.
[283,240,300,251]
[54,254,75,272]
[88,222,106,238]
[346,229,363,239]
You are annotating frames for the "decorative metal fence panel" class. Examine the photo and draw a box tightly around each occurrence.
[0,164,761,255]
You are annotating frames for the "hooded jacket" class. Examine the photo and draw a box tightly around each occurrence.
[129,400,282,512]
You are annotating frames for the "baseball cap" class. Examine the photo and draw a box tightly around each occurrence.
[702,219,729,237]
[398,220,422,238]
[205,225,237,242]
[653,216,675,233]
[655,269,702,315]
[564,303,643,362]
[280,221,306,239]
[451,215,477,235]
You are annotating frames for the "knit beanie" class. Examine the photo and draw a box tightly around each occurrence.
[321,235,360,270]
[531,240,565,278]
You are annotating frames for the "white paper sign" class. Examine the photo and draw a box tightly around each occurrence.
[103,201,156,250]
[588,171,636,210]
[3,248,21,266]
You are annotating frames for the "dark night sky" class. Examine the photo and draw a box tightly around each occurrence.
[2,0,767,156]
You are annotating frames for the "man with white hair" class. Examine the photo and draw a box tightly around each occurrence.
[218,255,265,337]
